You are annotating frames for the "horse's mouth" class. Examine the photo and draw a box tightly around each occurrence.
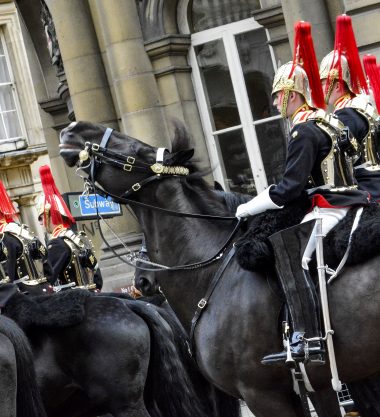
[59,143,83,167]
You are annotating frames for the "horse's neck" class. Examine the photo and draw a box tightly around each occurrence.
[136,181,231,263]
[135,181,233,327]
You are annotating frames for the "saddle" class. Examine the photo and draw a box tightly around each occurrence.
[235,199,380,272]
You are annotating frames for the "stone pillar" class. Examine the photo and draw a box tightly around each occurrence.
[45,0,140,290]
[15,194,44,242]
[281,0,334,61]
[344,0,380,57]
[0,152,44,240]
[44,0,118,127]
[88,0,170,147]
[252,4,292,67]
[145,35,211,172]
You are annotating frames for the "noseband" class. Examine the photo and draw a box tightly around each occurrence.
[79,128,189,197]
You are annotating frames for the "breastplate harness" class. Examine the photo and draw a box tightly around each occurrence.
[337,95,380,171]
[56,229,97,291]
[1,222,48,285]
[298,109,359,190]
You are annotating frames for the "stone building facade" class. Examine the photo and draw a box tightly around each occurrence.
[2,0,380,290]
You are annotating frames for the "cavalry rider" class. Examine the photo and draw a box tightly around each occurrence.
[0,181,18,310]
[38,165,102,291]
[320,14,380,200]
[0,180,49,289]
[235,21,370,364]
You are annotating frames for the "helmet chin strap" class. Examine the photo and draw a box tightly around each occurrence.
[281,89,290,118]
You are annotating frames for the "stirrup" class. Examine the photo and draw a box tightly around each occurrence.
[262,337,325,366]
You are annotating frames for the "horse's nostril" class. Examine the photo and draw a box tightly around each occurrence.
[139,277,149,289]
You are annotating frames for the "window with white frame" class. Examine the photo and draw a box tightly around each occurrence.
[0,30,23,142]
[189,15,287,195]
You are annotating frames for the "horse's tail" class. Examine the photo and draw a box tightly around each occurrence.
[126,300,209,417]
[0,315,47,417]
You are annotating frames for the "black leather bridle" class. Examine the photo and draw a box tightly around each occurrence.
[77,127,243,271]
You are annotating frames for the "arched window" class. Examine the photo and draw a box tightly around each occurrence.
[184,2,287,194]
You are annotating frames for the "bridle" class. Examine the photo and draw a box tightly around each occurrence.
[76,127,243,271]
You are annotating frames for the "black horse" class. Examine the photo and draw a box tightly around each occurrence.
[4,290,230,417]
[59,120,380,417]
[0,314,47,417]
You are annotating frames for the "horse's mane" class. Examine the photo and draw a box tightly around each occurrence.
[170,121,251,216]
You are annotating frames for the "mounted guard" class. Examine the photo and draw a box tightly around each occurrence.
[320,14,380,200]
[0,180,49,292]
[38,165,102,292]
[235,21,370,366]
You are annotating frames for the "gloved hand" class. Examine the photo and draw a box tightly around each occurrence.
[235,186,283,218]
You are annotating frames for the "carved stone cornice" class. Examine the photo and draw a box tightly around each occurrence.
[15,192,40,207]
[145,34,191,59]
[251,5,284,28]
[0,144,47,168]
[39,96,66,115]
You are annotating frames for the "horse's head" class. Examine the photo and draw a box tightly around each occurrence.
[59,121,194,197]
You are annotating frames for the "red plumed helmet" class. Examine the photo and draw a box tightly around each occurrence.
[363,54,380,113]
[291,21,325,109]
[0,180,17,223]
[38,165,75,227]
[334,14,367,94]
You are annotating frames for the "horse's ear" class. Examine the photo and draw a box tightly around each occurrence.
[166,149,194,165]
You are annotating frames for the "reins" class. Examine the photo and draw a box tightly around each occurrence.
[78,128,243,271]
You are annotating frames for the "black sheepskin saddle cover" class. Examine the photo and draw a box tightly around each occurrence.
[235,198,380,272]
[4,289,92,331]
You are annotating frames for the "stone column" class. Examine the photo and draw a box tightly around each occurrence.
[88,0,170,147]
[344,0,380,57]
[145,35,211,172]
[0,152,44,240]
[252,4,292,67]
[15,194,44,242]
[45,0,140,291]
[44,0,118,127]
[281,0,334,61]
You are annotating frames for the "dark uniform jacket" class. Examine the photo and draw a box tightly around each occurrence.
[1,229,51,283]
[335,103,380,200]
[269,110,370,208]
[47,236,103,290]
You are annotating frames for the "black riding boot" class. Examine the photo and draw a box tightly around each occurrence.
[261,221,324,365]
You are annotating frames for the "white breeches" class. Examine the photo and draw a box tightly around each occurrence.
[301,206,349,269]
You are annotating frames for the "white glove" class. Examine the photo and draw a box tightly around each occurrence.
[235,186,283,218]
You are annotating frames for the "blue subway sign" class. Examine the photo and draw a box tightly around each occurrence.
[79,194,121,216]
[62,192,123,221]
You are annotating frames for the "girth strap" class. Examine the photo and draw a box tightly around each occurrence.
[189,246,236,356]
